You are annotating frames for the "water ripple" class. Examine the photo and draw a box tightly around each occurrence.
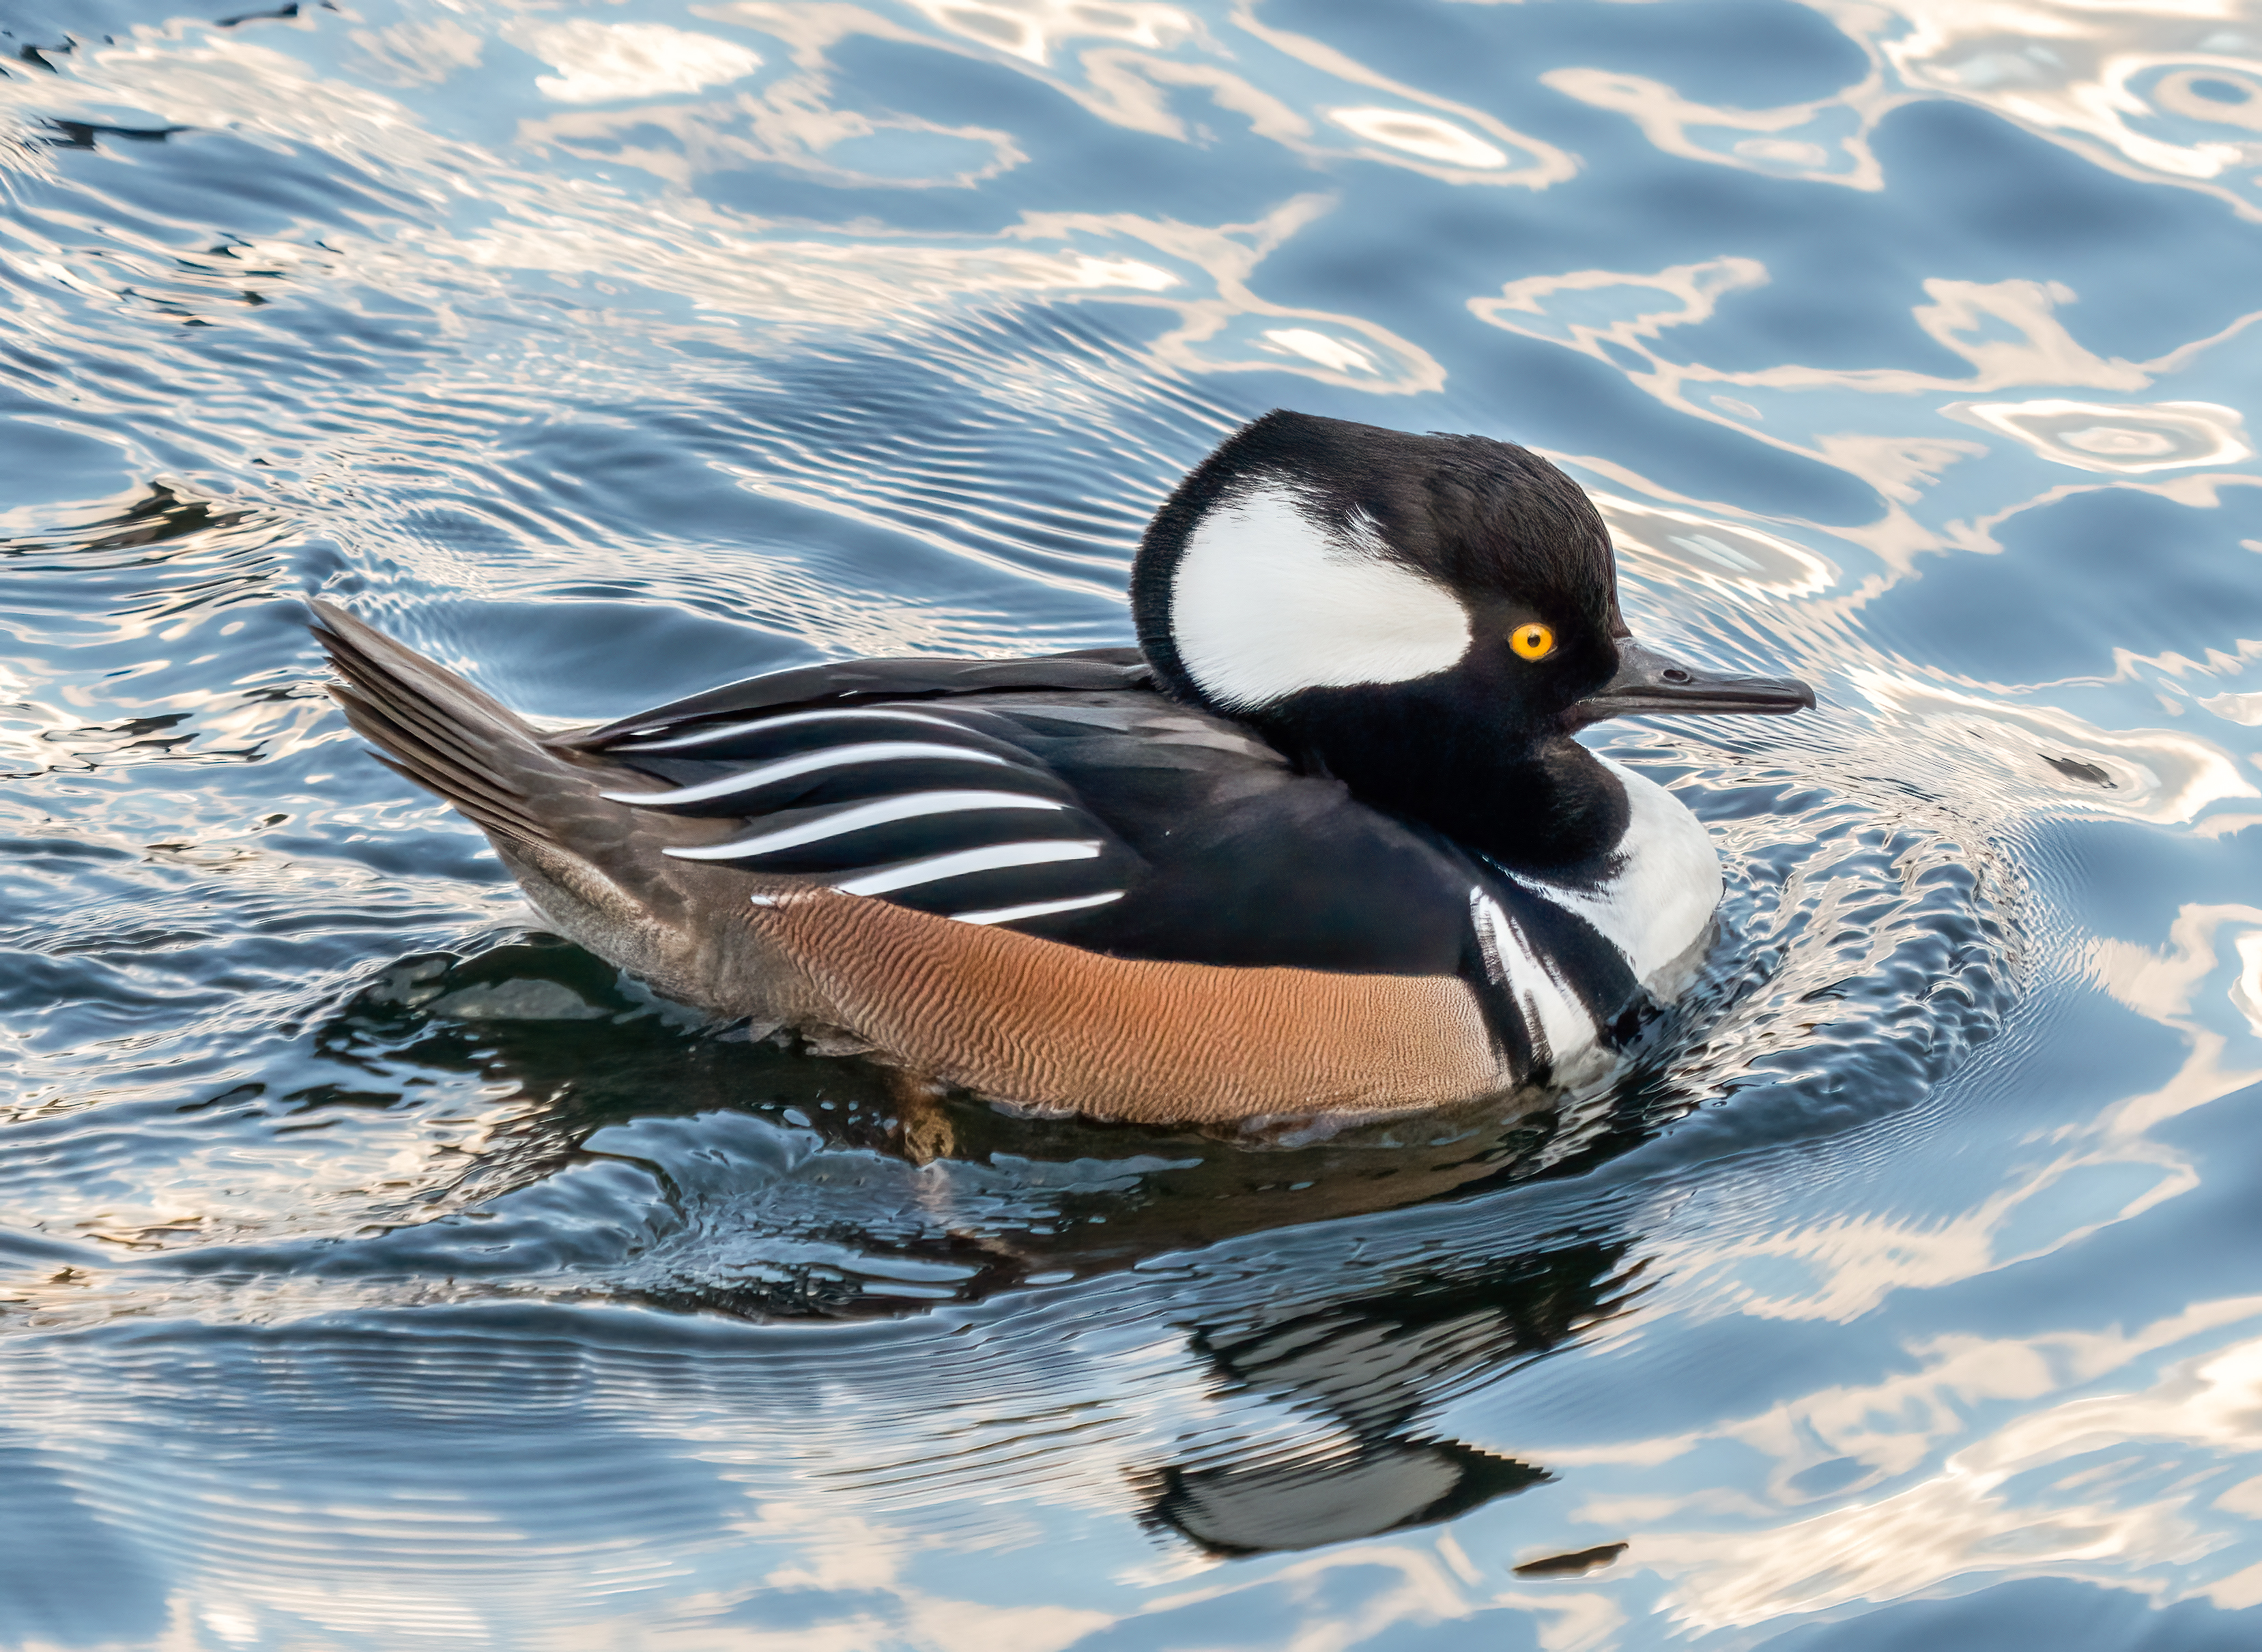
[5,0,2262,1647]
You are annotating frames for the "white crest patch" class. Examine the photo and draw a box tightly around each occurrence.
[1171,478,1471,710]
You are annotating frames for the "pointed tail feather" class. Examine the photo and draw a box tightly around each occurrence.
[309,599,560,847]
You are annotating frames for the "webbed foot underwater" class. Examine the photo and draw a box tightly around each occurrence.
[315,409,1813,1125]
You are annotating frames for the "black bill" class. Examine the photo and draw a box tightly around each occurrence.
[1566,640,1815,729]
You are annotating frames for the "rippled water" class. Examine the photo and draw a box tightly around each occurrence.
[4,1,2262,1647]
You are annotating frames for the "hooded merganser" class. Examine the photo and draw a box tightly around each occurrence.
[315,410,1813,1125]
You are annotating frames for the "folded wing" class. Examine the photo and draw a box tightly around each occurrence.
[586,696,1147,929]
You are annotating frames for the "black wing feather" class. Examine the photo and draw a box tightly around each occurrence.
[569,648,1153,749]
[599,695,1147,927]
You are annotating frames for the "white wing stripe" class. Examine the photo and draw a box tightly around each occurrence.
[620,706,973,752]
[831,839,1103,897]
[662,790,1069,861]
[601,741,1011,807]
[1469,890,1596,1064]
[949,890,1126,927]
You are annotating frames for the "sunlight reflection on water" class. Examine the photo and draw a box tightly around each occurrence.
[3,0,2262,1647]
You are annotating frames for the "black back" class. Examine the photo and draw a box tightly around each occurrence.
[579,661,1646,1077]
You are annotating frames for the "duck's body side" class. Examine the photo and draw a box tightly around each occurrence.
[582,663,1723,1072]
[314,604,1713,1122]
[314,408,1812,1126]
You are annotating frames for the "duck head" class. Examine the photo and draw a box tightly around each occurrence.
[1130,410,1814,875]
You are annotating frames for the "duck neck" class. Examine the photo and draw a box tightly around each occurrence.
[1395,737,1632,883]
[1259,701,1631,883]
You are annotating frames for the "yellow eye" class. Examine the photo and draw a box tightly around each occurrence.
[1510,623,1556,661]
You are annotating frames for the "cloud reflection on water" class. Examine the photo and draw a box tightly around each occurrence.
[1542,0,2262,218]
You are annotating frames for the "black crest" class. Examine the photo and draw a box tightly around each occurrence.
[1131,410,1625,708]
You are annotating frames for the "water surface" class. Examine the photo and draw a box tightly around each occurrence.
[4,1,2262,1647]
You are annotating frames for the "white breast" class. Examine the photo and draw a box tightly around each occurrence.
[1512,756,1722,994]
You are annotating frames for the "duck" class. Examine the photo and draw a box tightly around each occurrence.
[313,409,1812,1127]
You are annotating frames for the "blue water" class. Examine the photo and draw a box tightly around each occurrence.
[4,1,2262,1647]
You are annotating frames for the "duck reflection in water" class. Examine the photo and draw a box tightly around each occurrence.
[1139,1238,1636,1555]
[314,936,1659,1554]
